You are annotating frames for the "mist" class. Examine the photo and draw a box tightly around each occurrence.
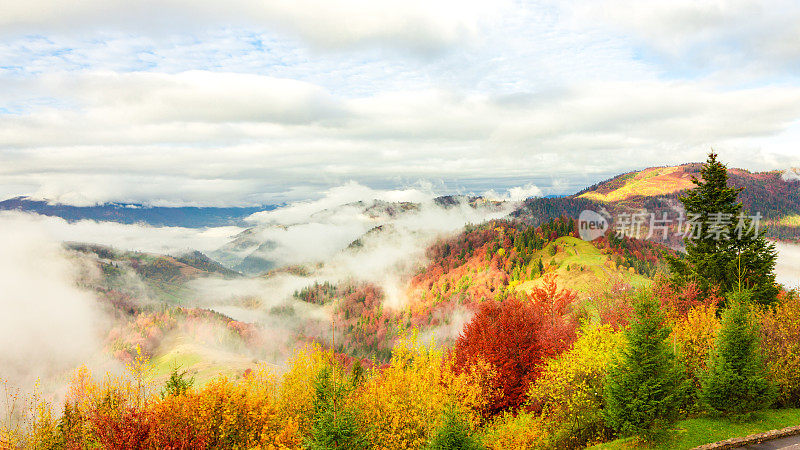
[0,222,101,393]
[0,210,242,255]
[0,181,532,384]
[775,241,800,290]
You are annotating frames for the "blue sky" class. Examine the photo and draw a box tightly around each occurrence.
[1,0,800,206]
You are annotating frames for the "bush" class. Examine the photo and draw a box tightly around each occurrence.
[353,335,484,449]
[481,411,545,450]
[529,323,625,448]
[759,291,800,407]
[670,303,721,411]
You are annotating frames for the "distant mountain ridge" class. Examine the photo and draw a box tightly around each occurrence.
[0,196,277,228]
[513,164,800,241]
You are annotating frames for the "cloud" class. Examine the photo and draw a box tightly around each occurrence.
[775,241,800,290]
[574,0,800,75]
[0,220,100,391]
[783,168,800,182]
[0,0,505,55]
[2,3,800,207]
[215,181,515,313]
[3,70,800,206]
[0,211,242,254]
[483,183,543,202]
[246,181,434,225]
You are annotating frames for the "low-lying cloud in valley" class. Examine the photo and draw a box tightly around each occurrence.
[0,181,527,387]
[775,241,800,290]
[0,221,100,393]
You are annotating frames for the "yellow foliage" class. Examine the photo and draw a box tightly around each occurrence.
[352,334,485,449]
[759,293,800,406]
[670,304,721,390]
[527,323,625,448]
[277,343,335,436]
[481,410,545,450]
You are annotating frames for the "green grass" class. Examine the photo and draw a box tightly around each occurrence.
[148,338,263,387]
[514,237,651,294]
[590,409,800,449]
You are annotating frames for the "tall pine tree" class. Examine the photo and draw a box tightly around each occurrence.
[668,153,779,306]
[603,294,685,439]
[700,291,776,415]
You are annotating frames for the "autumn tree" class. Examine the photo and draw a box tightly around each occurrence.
[528,323,625,448]
[668,152,779,306]
[759,291,800,407]
[604,294,685,439]
[452,274,577,417]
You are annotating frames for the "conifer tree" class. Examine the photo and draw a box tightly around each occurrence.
[306,367,366,450]
[700,291,776,415]
[668,153,778,306]
[426,404,484,450]
[604,294,685,439]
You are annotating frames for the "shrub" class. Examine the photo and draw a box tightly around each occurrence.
[481,411,545,450]
[353,334,484,449]
[528,323,625,448]
[759,291,800,407]
[670,303,721,410]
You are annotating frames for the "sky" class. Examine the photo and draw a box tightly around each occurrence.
[2,0,800,207]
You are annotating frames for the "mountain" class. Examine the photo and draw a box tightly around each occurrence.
[212,195,507,275]
[513,164,800,241]
[0,196,276,228]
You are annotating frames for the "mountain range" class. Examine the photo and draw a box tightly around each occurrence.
[0,196,276,228]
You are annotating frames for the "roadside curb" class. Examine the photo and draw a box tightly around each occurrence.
[692,424,800,449]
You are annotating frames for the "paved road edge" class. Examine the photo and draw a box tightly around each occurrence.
[692,424,800,449]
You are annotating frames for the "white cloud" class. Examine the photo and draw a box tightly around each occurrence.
[483,183,543,202]
[574,0,800,75]
[0,211,242,254]
[775,241,800,290]
[217,181,515,274]
[0,0,506,55]
[3,71,800,205]
[2,2,800,207]
[0,221,100,390]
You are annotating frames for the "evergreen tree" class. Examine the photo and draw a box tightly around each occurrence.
[668,153,778,306]
[305,367,366,450]
[426,404,484,450]
[700,291,776,415]
[160,367,194,398]
[604,294,685,439]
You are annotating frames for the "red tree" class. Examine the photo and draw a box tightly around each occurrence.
[452,275,578,418]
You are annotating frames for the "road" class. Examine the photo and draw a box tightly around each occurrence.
[742,434,800,449]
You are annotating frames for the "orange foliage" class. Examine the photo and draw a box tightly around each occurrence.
[452,275,578,417]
